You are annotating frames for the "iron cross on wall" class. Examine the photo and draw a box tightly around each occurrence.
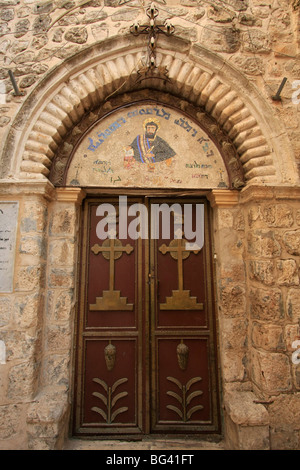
[130,2,174,78]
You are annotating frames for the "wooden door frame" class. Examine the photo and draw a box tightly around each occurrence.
[71,188,222,438]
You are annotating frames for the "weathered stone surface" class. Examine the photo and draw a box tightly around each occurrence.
[31,34,48,50]
[268,394,300,436]
[224,390,269,427]
[49,268,74,288]
[222,350,247,382]
[0,8,14,21]
[33,15,51,35]
[49,239,75,266]
[81,10,108,24]
[231,55,265,75]
[13,51,35,64]
[19,74,37,88]
[33,2,54,15]
[223,0,248,10]
[238,12,262,26]
[251,322,285,351]
[111,7,140,22]
[52,28,64,43]
[19,235,45,259]
[276,259,299,286]
[13,293,42,329]
[0,404,23,440]
[263,204,294,228]
[202,25,240,53]
[0,22,11,37]
[14,19,30,38]
[53,45,80,59]
[250,287,283,321]
[64,27,88,44]
[10,40,29,55]
[222,317,248,350]
[247,230,281,257]
[287,288,300,321]
[47,289,73,322]
[221,285,246,316]
[21,201,47,233]
[207,6,236,23]
[8,362,39,400]
[91,23,109,41]
[242,29,271,53]
[249,260,275,285]
[251,349,292,393]
[42,355,70,387]
[0,330,38,361]
[0,296,12,327]
[15,265,45,291]
[283,230,300,256]
[16,6,30,18]
[0,116,10,127]
[0,38,10,53]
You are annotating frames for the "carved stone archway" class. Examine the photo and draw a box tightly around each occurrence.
[1,34,297,186]
[1,34,299,450]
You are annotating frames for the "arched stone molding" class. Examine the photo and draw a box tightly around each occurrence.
[0,34,297,186]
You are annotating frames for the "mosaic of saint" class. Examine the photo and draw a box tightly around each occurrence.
[66,104,229,189]
[124,118,176,171]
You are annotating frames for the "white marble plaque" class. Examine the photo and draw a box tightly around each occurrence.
[0,202,19,293]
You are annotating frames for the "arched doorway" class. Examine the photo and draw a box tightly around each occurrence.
[58,96,239,437]
[1,33,298,449]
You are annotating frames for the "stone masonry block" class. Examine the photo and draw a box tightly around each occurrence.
[224,390,269,450]
[249,260,275,285]
[49,207,77,236]
[263,204,294,228]
[49,239,75,266]
[8,361,39,401]
[47,289,74,322]
[276,259,299,286]
[283,230,300,256]
[251,322,284,352]
[247,230,281,257]
[251,349,292,394]
[287,288,300,321]
[250,287,283,321]
[220,284,246,316]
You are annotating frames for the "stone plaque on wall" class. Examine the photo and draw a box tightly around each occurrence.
[66,104,229,189]
[0,202,19,293]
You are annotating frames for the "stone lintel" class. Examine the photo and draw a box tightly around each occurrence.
[208,189,239,207]
[240,185,300,204]
[56,187,86,205]
[0,180,55,201]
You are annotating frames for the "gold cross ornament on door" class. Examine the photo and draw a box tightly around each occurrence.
[158,238,204,310]
[90,238,134,311]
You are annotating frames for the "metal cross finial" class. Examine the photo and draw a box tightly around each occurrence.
[130,2,174,74]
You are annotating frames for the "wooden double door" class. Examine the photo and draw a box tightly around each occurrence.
[73,196,220,437]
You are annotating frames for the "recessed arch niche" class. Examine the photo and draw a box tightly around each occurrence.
[49,92,244,190]
[1,34,297,187]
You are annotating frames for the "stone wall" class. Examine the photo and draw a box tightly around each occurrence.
[0,0,300,450]
[0,0,300,179]
[212,187,300,450]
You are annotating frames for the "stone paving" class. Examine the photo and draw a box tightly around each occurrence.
[63,437,225,451]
